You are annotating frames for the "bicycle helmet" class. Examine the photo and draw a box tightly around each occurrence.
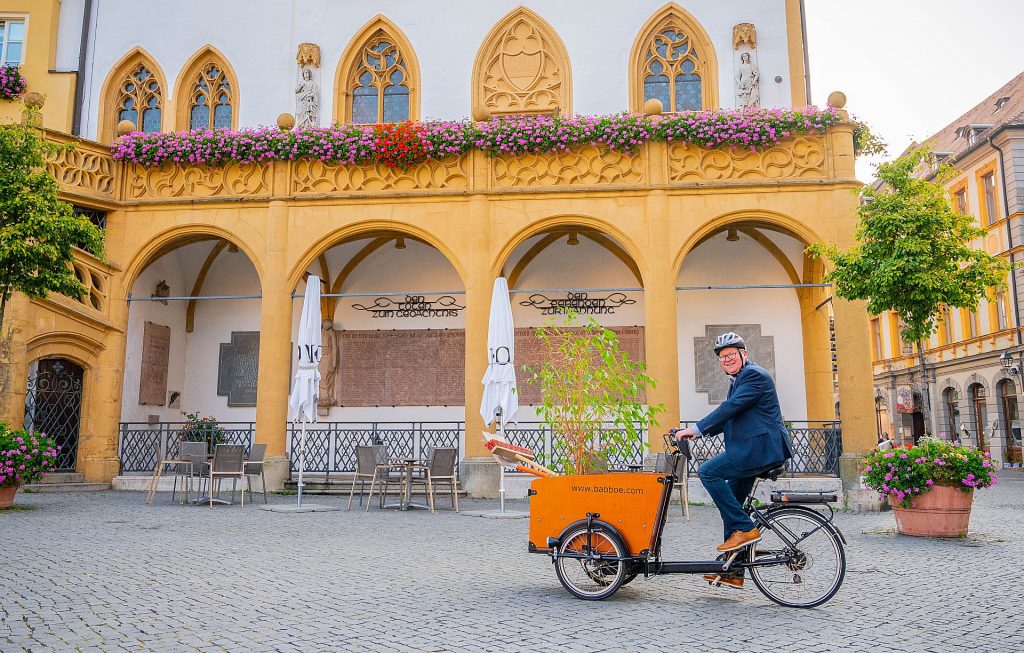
[713,332,746,355]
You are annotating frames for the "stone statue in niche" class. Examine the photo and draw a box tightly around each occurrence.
[318,319,338,409]
[735,52,760,109]
[295,67,320,129]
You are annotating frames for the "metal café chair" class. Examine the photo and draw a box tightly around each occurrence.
[244,443,268,504]
[207,444,246,508]
[409,447,460,513]
[178,440,211,505]
[145,439,191,505]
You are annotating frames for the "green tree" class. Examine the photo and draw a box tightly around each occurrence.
[0,119,104,334]
[523,312,664,475]
[808,147,1011,435]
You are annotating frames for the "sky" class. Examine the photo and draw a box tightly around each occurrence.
[804,0,1024,181]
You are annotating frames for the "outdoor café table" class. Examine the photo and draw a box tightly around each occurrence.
[383,457,430,511]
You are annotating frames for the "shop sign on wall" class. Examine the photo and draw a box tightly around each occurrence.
[895,386,915,413]
[351,295,464,318]
[518,292,636,315]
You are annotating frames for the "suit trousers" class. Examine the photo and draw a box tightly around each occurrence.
[698,452,779,541]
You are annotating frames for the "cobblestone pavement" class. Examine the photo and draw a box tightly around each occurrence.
[2,473,1023,653]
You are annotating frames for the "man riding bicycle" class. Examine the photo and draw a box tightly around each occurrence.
[673,332,793,588]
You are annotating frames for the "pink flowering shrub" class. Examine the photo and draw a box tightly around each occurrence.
[0,66,26,101]
[111,106,845,169]
[862,438,997,508]
[0,422,58,488]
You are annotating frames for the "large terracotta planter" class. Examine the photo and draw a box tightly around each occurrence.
[0,484,17,509]
[891,484,974,537]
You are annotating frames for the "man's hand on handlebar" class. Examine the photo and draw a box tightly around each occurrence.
[668,427,697,446]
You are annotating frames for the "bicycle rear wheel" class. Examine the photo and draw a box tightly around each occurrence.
[554,525,628,600]
[749,507,846,608]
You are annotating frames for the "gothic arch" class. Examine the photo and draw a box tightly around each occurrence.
[471,6,572,116]
[97,47,168,142]
[493,215,646,284]
[333,15,421,124]
[172,45,240,131]
[628,3,718,112]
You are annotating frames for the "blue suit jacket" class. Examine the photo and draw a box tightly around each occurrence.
[696,362,793,472]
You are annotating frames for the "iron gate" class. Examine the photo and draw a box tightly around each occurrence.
[24,359,84,471]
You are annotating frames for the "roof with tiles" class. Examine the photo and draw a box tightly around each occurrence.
[924,70,1024,159]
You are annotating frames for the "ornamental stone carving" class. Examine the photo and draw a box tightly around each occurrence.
[668,137,827,182]
[296,42,321,68]
[290,156,470,195]
[732,23,757,49]
[295,43,321,129]
[491,146,644,188]
[45,142,117,200]
[126,162,271,200]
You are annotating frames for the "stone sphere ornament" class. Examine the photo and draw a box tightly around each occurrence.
[471,105,491,122]
[22,91,45,109]
[643,98,663,116]
[827,91,847,109]
[277,112,296,130]
[116,119,137,136]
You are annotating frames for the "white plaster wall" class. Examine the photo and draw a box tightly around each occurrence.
[81,0,794,139]
[120,248,189,423]
[55,0,86,73]
[183,249,261,422]
[677,231,809,421]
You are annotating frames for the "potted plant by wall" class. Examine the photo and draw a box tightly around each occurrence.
[180,411,225,455]
[523,313,664,475]
[862,437,997,537]
[0,423,59,509]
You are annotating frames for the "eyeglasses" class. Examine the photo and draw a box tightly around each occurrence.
[718,352,741,362]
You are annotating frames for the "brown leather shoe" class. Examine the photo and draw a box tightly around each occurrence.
[716,528,762,552]
[703,574,744,588]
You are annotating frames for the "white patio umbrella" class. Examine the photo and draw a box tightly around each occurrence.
[287,274,322,507]
[480,277,518,512]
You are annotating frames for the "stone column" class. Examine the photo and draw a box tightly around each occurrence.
[255,200,293,490]
[80,281,130,483]
[798,283,835,421]
[0,293,30,426]
[460,193,499,497]
[832,296,881,510]
[643,189,681,451]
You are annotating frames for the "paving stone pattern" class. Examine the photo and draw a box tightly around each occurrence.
[3,474,1023,653]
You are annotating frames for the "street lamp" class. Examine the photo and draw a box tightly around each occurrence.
[1000,351,1023,377]
[874,388,885,443]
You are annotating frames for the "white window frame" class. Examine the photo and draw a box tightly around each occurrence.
[0,17,27,67]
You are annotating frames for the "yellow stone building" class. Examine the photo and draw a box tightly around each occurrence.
[0,0,878,502]
[871,71,1024,468]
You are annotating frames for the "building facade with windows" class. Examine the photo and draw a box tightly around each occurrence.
[0,0,879,499]
[871,71,1024,467]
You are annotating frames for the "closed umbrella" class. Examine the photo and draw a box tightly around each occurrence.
[287,274,321,507]
[480,277,518,512]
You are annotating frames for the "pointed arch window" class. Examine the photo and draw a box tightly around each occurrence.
[630,6,717,113]
[348,36,411,124]
[116,64,163,133]
[188,62,233,130]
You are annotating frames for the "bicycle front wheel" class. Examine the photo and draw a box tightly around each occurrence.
[749,507,846,608]
[554,525,628,600]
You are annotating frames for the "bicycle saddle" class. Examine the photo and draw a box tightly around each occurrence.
[757,465,786,481]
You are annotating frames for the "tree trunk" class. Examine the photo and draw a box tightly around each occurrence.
[917,340,938,438]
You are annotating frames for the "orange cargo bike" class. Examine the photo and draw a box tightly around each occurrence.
[528,437,847,607]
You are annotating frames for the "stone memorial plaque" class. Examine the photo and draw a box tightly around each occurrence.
[694,324,775,404]
[514,326,646,405]
[217,331,260,407]
[139,321,170,405]
[329,327,644,406]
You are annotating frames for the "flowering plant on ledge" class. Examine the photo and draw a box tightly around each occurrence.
[111,106,846,169]
[0,422,59,488]
[0,66,26,101]
[862,437,997,508]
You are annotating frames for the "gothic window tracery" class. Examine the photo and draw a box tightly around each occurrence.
[349,35,411,123]
[187,62,233,130]
[116,64,162,133]
[630,5,717,112]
